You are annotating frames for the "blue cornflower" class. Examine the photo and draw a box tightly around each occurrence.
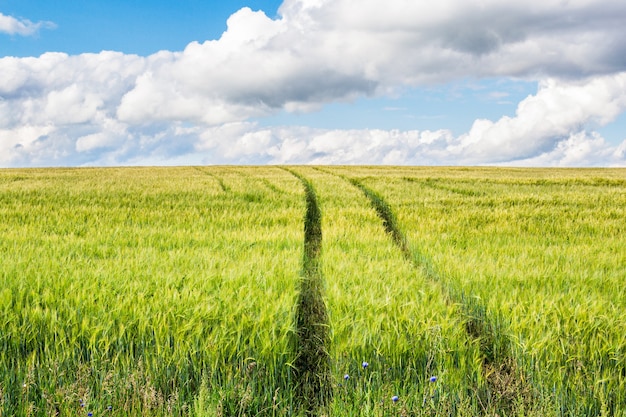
[429,376,437,383]
[362,361,369,369]
[107,405,112,411]
[392,395,399,403]
[87,413,93,417]
[344,374,350,380]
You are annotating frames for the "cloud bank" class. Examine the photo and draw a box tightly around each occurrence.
[1,0,626,167]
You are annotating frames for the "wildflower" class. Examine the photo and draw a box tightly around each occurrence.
[429,376,437,383]
[392,395,399,403]
[87,413,93,417]
[107,405,112,411]
[362,361,369,369]
[344,374,350,380]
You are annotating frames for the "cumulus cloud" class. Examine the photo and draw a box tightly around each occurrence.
[1,0,626,167]
[194,121,625,167]
[280,0,626,82]
[500,131,626,167]
[450,73,626,163]
[0,12,55,36]
[111,0,626,126]
[159,73,626,167]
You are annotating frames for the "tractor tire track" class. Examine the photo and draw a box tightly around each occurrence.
[193,167,230,192]
[334,171,531,416]
[284,168,332,416]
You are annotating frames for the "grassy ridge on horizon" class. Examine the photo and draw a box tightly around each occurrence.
[0,166,625,416]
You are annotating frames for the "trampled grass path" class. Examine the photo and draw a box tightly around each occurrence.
[329,170,532,415]
[296,167,483,414]
[284,168,333,415]
[193,167,230,192]
[3,166,623,416]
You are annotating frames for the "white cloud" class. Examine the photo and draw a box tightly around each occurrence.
[450,73,626,163]
[1,0,626,167]
[277,0,626,83]
[0,12,55,36]
[75,118,129,153]
[191,122,625,167]
[194,123,456,165]
[497,131,626,167]
[0,124,55,164]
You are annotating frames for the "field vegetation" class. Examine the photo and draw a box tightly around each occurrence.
[328,166,626,416]
[0,166,624,416]
[0,167,304,416]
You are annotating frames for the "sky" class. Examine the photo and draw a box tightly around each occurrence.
[1,0,626,167]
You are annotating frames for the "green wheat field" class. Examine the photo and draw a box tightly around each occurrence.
[1,166,624,417]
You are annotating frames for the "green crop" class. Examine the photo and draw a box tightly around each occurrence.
[328,166,626,416]
[1,167,304,416]
[293,167,484,416]
[1,166,624,417]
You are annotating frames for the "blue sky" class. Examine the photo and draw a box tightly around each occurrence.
[1,0,283,56]
[1,0,626,167]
